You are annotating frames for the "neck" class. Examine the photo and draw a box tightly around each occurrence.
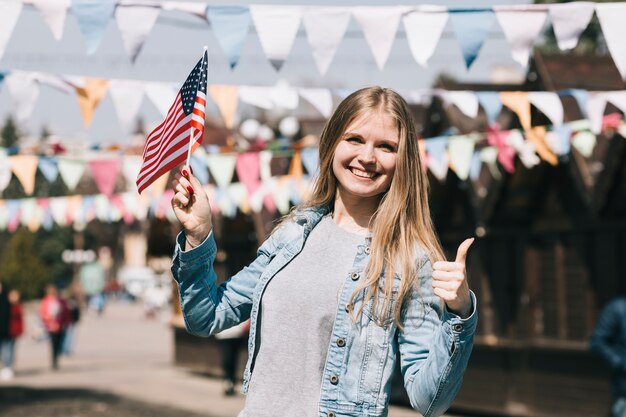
[332,190,380,235]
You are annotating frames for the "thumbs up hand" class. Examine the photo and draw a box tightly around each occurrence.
[432,238,474,319]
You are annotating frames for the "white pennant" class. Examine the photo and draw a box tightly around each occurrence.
[228,183,249,214]
[596,3,626,81]
[31,0,70,41]
[5,72,40,123]
[494,8,548,69]
[507,130,540,168]
[58,158,86,191]
[34,72,74,94]
[352,6,404,71]
[122,155,143,192]
[50,197,68,226]
[549,2,595,50]
[528,92,564,127]
[162,2,207,19]
[207,154,236,189]
[298,88,333,118]
[443,91,479,118]
[145,82,177,117]
[115,4,160,63]
[109,79,145,132]
[259,150,273,183]
[250,5,303,71]
[0,155,11,193]
[270,82,298,109]
[270,178,291,215]
[448,135,477,181]
[239,86,273,109]
[606,91,626,115]
[302,7,350,75]
[587,92,608,134]
[403,7,448,67]
[0,1,22,61]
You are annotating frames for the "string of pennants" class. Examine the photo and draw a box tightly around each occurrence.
[2,66,626,135]
[1,1,626,79]
[1,113,625,231]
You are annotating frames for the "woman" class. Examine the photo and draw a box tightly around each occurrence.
[1,289,24,380]
[171,87,477,417]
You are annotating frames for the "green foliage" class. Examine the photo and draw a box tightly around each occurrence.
[1,117,20,148]
[0,230,49,299]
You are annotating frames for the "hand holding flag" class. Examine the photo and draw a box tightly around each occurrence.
[136,49,208,194]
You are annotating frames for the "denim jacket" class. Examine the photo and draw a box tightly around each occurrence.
[171,206,477,417]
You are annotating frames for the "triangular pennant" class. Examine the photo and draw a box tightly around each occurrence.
[75,78,109,127]
[38,156,59,183]
[606,91,626,115]
[20,198,41,232]
[34,72,74,94]
[250,5,303,71]
[162,2,207,19]
[189,154,209,185]
[71,0,116,55]
[0,155,12,193]
[494,8,547,69]
[549,2,595,50]
[58,157,86,191]
[38,198,53,231]
[288,151,303,179]
[206,5,251,69]
[572,131,596,158]
[259,150,273,183]
[208,85,238,128]
[352,6,404,71]
[507,130,541,168]
[528,92,564,127]
[480,147,502,180]
[31,0,70,41]
[94,194,110,222]
[468,151,482,182]
[526,126,558,165]
[596,3,626,81]
[207,153,236,189]
[270,177,291,215]
[552,123,572,156]
[115,4,160,63]
[6,200,21,233]
[0,1,22,62]
[270,82,298,109]
[302,7,350,75]
[424,137,449,181]
[561,89,588,118]
[487,128,515,173]
[300,147,319,176]
[449,10,496,69]
[89,158,120,197]
[476,91,503,125]
[235,152,260,195]
[238,86,273,109]
[403,7,448,67]
[298,88,333,118]
[443,91,479,118]
[500,91,531,130]
[5,72,40,123]
[122,155,142,192]
[50,197,68,226]
[145,82,178,117]
[227,182,249,214]
[120,192,136,224]
[9,155,38,195]
[108,79,145,132]
[587,92,608,134]
[448,134,477,181]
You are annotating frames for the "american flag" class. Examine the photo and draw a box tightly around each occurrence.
[136,51,208,194]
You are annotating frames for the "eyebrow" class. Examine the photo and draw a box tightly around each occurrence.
[343,131,398,145]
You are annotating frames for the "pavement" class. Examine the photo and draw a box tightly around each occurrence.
[0,300,433,417]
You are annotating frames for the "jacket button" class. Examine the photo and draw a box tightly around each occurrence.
[350,272,359,281]
[329,374,339,385]
[364,246,371,255]
[327,413,336,417]
[336,338,346,347]
[453,324,463,332]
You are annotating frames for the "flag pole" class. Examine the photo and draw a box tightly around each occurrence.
[186,46,209,170]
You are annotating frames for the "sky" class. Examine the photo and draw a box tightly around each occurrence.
[0,0,530,145]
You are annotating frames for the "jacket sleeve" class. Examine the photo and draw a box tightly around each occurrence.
[396,255,477,417]
[590,300,625,371]
[171,228,279,337]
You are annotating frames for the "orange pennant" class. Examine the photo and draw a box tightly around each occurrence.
[9,155,38,195]
[76,78,109,127]
[208,85,239,128]
[526,126,558,166]
[500,92,531,130]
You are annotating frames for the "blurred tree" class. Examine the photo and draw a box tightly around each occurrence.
[0,229,49,299]
[36,226,74,288]
[40,125,52,143]
[1,116,20,148]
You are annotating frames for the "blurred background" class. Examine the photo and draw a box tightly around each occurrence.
[1,0,625,416]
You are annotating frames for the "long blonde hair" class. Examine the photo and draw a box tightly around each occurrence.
[295,86,444,328]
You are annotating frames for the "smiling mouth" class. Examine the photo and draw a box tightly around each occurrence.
[349,167,378,179]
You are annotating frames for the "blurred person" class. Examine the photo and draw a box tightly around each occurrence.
[1,289,24,380]
[0,282,11,379]
[590,296,626,417]
[215,320,250,396]
[170,87,477,416]
[39,285,70,370]
[61,293,81,356]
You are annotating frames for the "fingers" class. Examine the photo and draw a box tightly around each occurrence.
[455,237,475,263]
[432,261,464,272]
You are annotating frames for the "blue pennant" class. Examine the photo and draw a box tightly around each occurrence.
[206,6,251,69]
[72,0,116,55]
[449,10,496,69]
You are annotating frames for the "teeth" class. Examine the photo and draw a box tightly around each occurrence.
[350,168,376,179]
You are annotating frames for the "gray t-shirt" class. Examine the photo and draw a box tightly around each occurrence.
[239,215,365,417]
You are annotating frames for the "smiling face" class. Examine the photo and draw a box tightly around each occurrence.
[331,110,399,203]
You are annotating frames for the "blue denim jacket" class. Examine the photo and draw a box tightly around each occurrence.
[171,206,477,417]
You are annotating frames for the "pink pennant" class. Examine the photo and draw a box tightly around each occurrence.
[89,159,121,197]
[487,125,515,173]
[109,195,131,224]
[236,153,261,195]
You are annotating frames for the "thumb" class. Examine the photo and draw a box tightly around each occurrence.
[455,237,475,264]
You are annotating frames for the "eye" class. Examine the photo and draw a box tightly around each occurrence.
[345,136,362,143]
[379,143,397,152]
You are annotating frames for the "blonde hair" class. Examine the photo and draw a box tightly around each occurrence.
[293,86,444,329]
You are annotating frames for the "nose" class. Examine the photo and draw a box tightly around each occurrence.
[358,144,376,164]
